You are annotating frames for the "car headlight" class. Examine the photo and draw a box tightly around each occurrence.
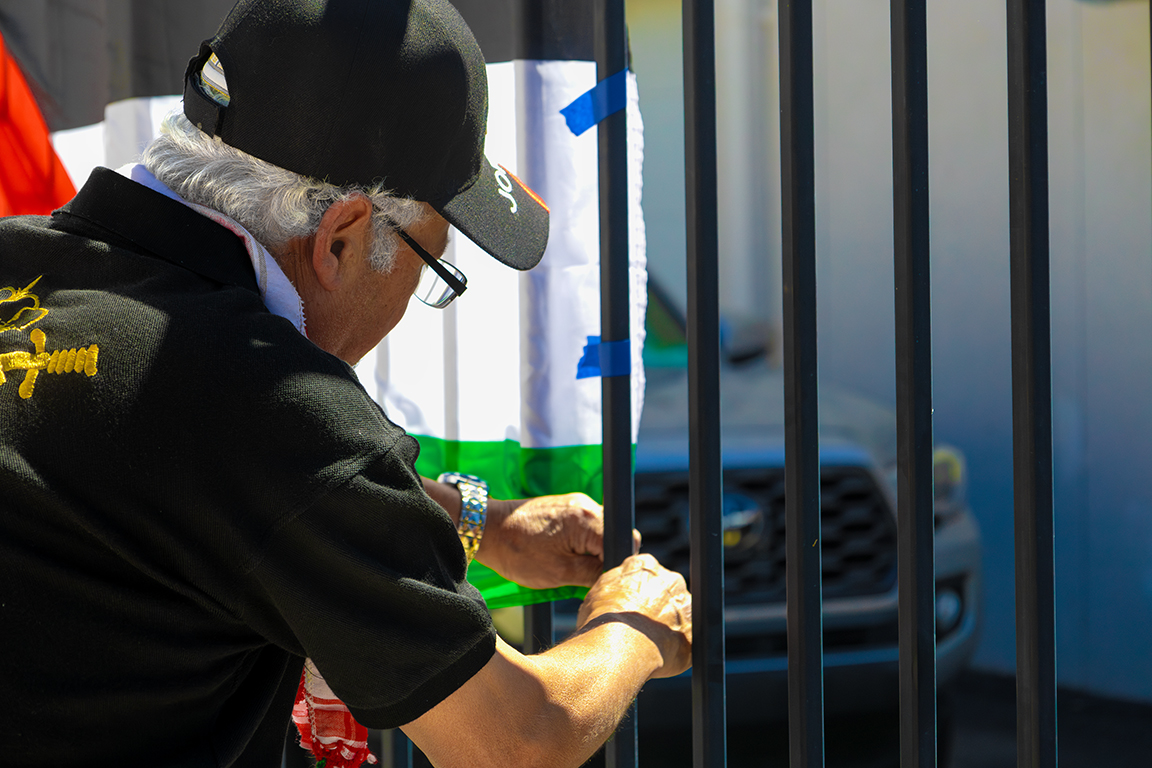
[932,445,967,525]
[883,445,968,527]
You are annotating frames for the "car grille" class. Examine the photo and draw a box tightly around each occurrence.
[634,465,897,605]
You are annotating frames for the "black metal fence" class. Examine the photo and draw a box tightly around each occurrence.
[657,1,1058,766]
[372,0,1073,766]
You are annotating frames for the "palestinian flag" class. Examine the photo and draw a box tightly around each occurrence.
[360,0,648,607]
[0,0,648,608]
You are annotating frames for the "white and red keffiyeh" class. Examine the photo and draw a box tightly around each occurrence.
[291,660,379,768]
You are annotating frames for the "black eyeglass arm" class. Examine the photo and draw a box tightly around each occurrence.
[393,227,468,297]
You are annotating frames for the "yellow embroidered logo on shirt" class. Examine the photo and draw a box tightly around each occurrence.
[0,276,50,333]
[0,276,99,399]
[0,329,99,399]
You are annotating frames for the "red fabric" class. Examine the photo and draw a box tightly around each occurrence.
[0,33,76,216]
[292,663,378,768]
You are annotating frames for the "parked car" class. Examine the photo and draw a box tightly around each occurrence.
[553,282,983,732]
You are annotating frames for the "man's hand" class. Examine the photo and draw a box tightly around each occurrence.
[421,477,641,590]
[479,493,634,589]
[402,553,692,768]
[576,553,692,679]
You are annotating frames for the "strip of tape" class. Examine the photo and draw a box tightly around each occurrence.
[560,69,629,136]
[576,336,632,379]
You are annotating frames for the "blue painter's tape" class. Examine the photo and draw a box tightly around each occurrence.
[576,337,603,379]
[576,336,632,379]
[560,69,629,136]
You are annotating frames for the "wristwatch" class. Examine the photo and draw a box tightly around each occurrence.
[437,472,488,562]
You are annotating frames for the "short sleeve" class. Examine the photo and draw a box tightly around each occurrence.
[242,433,496,728]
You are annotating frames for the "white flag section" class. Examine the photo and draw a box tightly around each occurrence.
[50,96,183,192]
[359,60,648,606]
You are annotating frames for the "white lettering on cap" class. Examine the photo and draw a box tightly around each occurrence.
[489,160,517,214]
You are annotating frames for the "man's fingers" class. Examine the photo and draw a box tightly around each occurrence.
[540,554,601,590]
[576,553,693,678]
[578,523,604,558]
[570,495,604,558]
[576,554,605,587]
[622,553,661,571]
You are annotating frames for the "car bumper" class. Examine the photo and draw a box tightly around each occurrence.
[632,508,982,726]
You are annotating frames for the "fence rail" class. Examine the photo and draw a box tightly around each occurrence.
[777,2,826,767]
[682,1,727,767]
[596,0,639,766]
[891,1,937,766]
[1007,2,1058,767]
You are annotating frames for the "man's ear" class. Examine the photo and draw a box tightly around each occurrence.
[310,196,375,292]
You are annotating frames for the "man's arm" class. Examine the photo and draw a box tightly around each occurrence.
[400,554,691,768]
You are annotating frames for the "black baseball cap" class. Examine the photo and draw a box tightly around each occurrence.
[182,0,548,271]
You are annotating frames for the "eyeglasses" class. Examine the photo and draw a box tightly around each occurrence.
[388,221,468,309]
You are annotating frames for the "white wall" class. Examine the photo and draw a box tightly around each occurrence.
[927,0,1152,702]
[1047,0,1152,699]
[630,0,1152,702]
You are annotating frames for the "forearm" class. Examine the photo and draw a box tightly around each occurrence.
[421,476,463,522]
[402,620,664,768]
[519,615,665,759]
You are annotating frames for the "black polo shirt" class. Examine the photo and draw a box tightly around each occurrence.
[0,169,495,767]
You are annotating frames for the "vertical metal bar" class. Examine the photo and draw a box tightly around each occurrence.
[382,730,413,768]
[683,0,727,766]
[1006,1,1058,767]
[891,1,936,767]
[778,1,824,767]
[595,1,636,766]
[523,602,554,654]
[593,0,632,579]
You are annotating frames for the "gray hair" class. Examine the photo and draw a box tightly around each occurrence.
[141,111,427,272]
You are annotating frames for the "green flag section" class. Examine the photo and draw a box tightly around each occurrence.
[413,437,604,502]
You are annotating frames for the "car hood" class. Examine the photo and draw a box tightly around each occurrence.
[637,363,897,473]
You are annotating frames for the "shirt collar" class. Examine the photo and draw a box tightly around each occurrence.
[116,164,307,336]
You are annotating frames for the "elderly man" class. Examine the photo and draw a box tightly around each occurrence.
[0,1,691,767]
